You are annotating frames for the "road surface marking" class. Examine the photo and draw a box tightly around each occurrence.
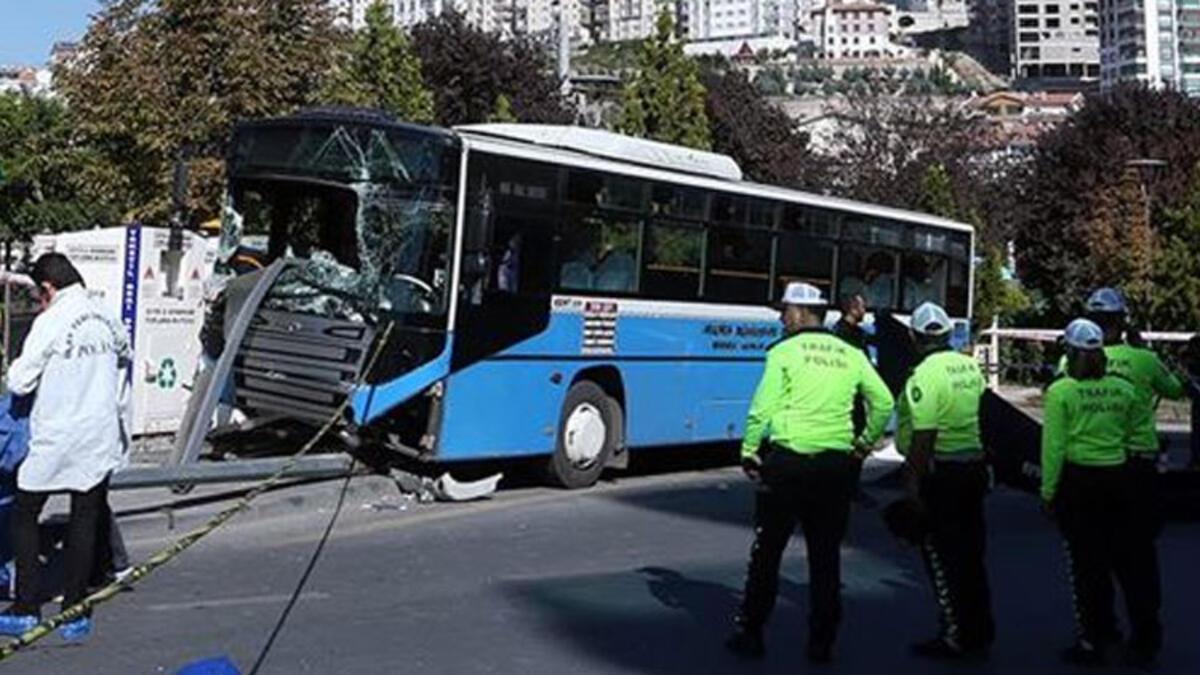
[147,592,330,612]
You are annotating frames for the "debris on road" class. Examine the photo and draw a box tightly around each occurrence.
[388,468,502,503]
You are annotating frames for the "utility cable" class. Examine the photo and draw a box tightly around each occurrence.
[249,461,357,675]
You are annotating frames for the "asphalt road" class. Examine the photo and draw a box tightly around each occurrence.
[6,461,1200,675]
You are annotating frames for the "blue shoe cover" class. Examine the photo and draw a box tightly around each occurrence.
[58,616,92,643]
[0,613,37,637]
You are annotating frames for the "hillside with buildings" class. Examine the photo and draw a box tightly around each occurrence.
[13,2,1197,116]
[323,0,1200,97]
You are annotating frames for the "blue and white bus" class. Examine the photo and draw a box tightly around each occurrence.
[216,109,974,488]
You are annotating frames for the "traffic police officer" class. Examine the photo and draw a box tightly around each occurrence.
[726,282,894,664]
[1085,287,1184,665]
[1041,319,1141,666]
[895,303,994,660]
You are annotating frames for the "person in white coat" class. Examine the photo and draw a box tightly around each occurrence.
[0,253,129,642]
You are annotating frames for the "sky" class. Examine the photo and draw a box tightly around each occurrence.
[1,0,100,65]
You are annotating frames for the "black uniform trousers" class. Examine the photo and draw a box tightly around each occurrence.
[736,448,855,647]
[1057,463,1159,652]
[918,460,995,650]
[90,503,129,587]
[10,479,108,616]
[1120,456,1164,654]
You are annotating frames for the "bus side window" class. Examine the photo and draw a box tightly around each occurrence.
[642,222,702,300]
[900,252,948,311]
[491,215,555,298]
[838,246,898,310]
[558,216,639,294]
[946,232,971,316]
[464,154,556,303]
[712,193,747,225]
[946,256,970,317]
[706,227,772,303]
[651,183,708,220]
[775,233,834,301]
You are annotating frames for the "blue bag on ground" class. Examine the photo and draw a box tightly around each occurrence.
[176,656,242,675]
[0,393,32,474]
[0,393,33,592]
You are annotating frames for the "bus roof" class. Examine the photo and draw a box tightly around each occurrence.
[454,124,974,236]
[456,124,744,181]
[236,107,459,142]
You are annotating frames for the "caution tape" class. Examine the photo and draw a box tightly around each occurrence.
[0,322,395,660]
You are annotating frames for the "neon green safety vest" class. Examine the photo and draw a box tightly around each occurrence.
[896,350,986,455]
[742,329,894,458]
[1040,374,1137,501]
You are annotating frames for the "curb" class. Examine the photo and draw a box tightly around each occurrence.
[109,474,406,541]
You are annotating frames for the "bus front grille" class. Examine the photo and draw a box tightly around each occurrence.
[233,310,377,424]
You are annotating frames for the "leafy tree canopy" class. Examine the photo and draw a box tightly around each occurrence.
[1013,84,1200,326]
[322,0,435,124]
[619,9,711,150]
[411,12,574,126]
[55,0,343,225]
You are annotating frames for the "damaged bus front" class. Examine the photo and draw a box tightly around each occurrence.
[202,110,462,458]
[179,109,977,491]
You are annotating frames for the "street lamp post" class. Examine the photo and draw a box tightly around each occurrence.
[1123,157,1166,236]
[1124,157,1166,332]
[1125,157,1167,205]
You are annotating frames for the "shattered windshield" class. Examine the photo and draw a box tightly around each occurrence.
[228,122,452,185]
[220,123,460,323]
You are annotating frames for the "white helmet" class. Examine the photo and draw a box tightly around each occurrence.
[780,281,827,307]
[1064,318,1104,350]
[911,302,952,336]
[1085,287,1127,315]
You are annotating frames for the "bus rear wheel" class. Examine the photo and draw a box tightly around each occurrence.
[548,381,620,489]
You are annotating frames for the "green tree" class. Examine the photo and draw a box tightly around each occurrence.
[753,65,788,96]
[1149,164,1200,329]
[412,12,574,126]
[1012,84,1200,326]
[703,68,823,190]
[323,0,434,124]
[827,94,989,213]
[918,163,959,218]
[1080,170,1156,317]
[619,8,711,150]
[489,94,517,123]
[0,93,117,238]
[54,0,343,224]
[972,247,1031,331]
[918,163,1028,328]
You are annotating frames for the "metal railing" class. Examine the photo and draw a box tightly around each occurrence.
[974,324,1196,389]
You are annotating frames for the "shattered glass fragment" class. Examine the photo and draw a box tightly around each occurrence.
[262,250,369,323]
[217,195,243,268]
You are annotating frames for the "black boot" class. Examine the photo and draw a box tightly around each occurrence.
[806,641,833,664]
[911,637,988,662]
[912,637,964,660]
[1061,642,1107,667]
[724,626,765,660]
[1121,645,1158,671]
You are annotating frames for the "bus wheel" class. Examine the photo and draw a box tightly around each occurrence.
[549,381,619,489]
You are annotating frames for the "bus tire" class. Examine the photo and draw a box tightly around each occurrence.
[548,381,619,489]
